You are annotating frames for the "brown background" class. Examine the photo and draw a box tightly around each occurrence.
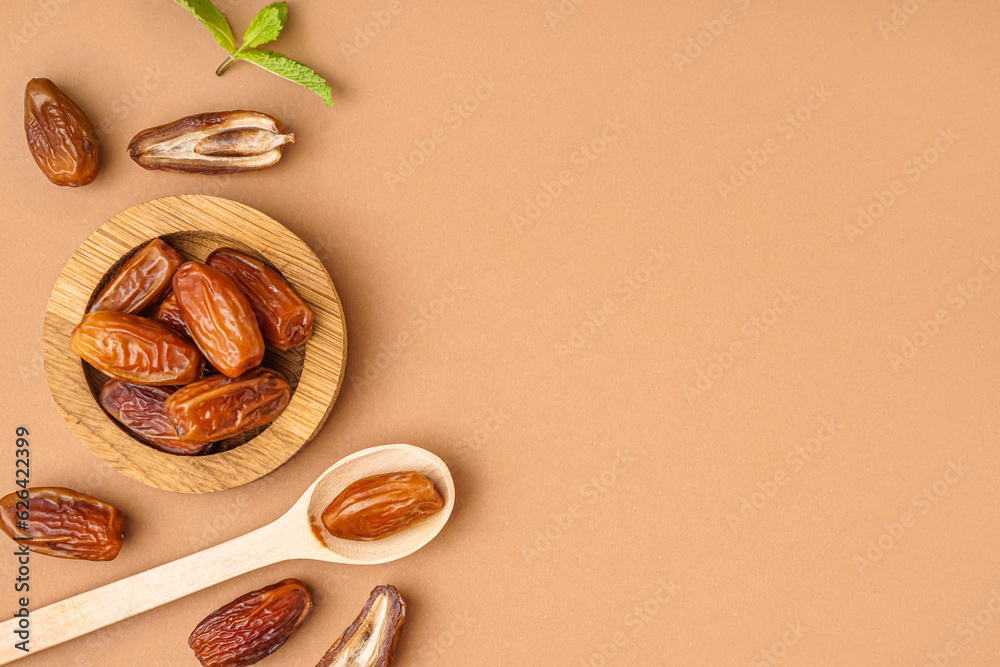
[2,0,1000,665]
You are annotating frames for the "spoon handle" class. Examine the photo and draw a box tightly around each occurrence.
[0,517,296,664]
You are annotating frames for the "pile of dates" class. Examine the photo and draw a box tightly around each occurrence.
[71,238,313,455]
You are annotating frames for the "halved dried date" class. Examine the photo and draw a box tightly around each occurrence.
[315,585,406,667]
[0,487,124,561]
[189,579,312,667]
[207,248,314,350]
[321,472,444,541]
[165,367,291,443]
[99,381,213,455]
[90,239,183,314]
[71,311,205,385]
[173,262,265,378]
[128,110,294,174]
[24,78,99,186]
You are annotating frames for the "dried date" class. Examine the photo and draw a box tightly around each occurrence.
[71,311,205,385]
[173,262,265,378]
[321,472,444,541]
[0,487,124,560]
[24,78,99,186]
[129,110,294,174]
[165,367,291,443]
[90,238,183,314]
[189,579,312,667]
[207,248,314,350]
[151,292,193,339]
[315,585,406,667]
[100,381,214,455]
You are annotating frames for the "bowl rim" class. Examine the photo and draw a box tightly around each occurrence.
[42,194,347,494]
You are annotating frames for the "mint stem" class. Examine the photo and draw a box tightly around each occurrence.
[216,55,236,76]
[216,43,249,76]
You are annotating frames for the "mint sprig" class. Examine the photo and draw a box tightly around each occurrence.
[173,0,333,107]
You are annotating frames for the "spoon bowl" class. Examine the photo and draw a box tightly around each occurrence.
[0,444,455,665]
[296,444,455,564]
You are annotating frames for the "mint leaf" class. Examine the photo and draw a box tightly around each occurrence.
[239,49,333,106]
[242,1,287,50]
[173,0,237,52]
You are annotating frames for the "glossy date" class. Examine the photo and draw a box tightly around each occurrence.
[24,78,99,186]
[173,262,265,378]
[0,487,124,561]
[189,579,312,667]
[100,381,214,455]
[90,238,183,314]
[151,292,193,339]
[321,472,444,541]
[207,247,314,350]
[72,311,205,385]
[165,367,291,443]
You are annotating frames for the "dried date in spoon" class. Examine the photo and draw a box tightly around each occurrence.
[0,445,453,664]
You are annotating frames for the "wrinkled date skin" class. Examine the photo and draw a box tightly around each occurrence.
[316,586,406,667]
[90,239,184,314]
[165,367,291,443]
[321,472,444,541]
[129,110,294,174]
[207,248,314,350]
[189,579,312,667]
[71,311,205,385]
[152,292,193,339]
[100,381,214,455]
[173,262,265,378]
[0,487,124,561]
[24,78,99,186]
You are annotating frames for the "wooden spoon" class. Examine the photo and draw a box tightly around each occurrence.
[0,444,454,664]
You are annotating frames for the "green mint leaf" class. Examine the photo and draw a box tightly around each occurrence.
[242,1,288,50]
[238,49,333,106]
[174,0,237,52]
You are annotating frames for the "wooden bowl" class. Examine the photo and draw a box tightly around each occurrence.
[42,195,347,494]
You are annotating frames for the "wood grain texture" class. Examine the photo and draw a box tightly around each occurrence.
[0,444,454,665]
[42,195,347,493]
